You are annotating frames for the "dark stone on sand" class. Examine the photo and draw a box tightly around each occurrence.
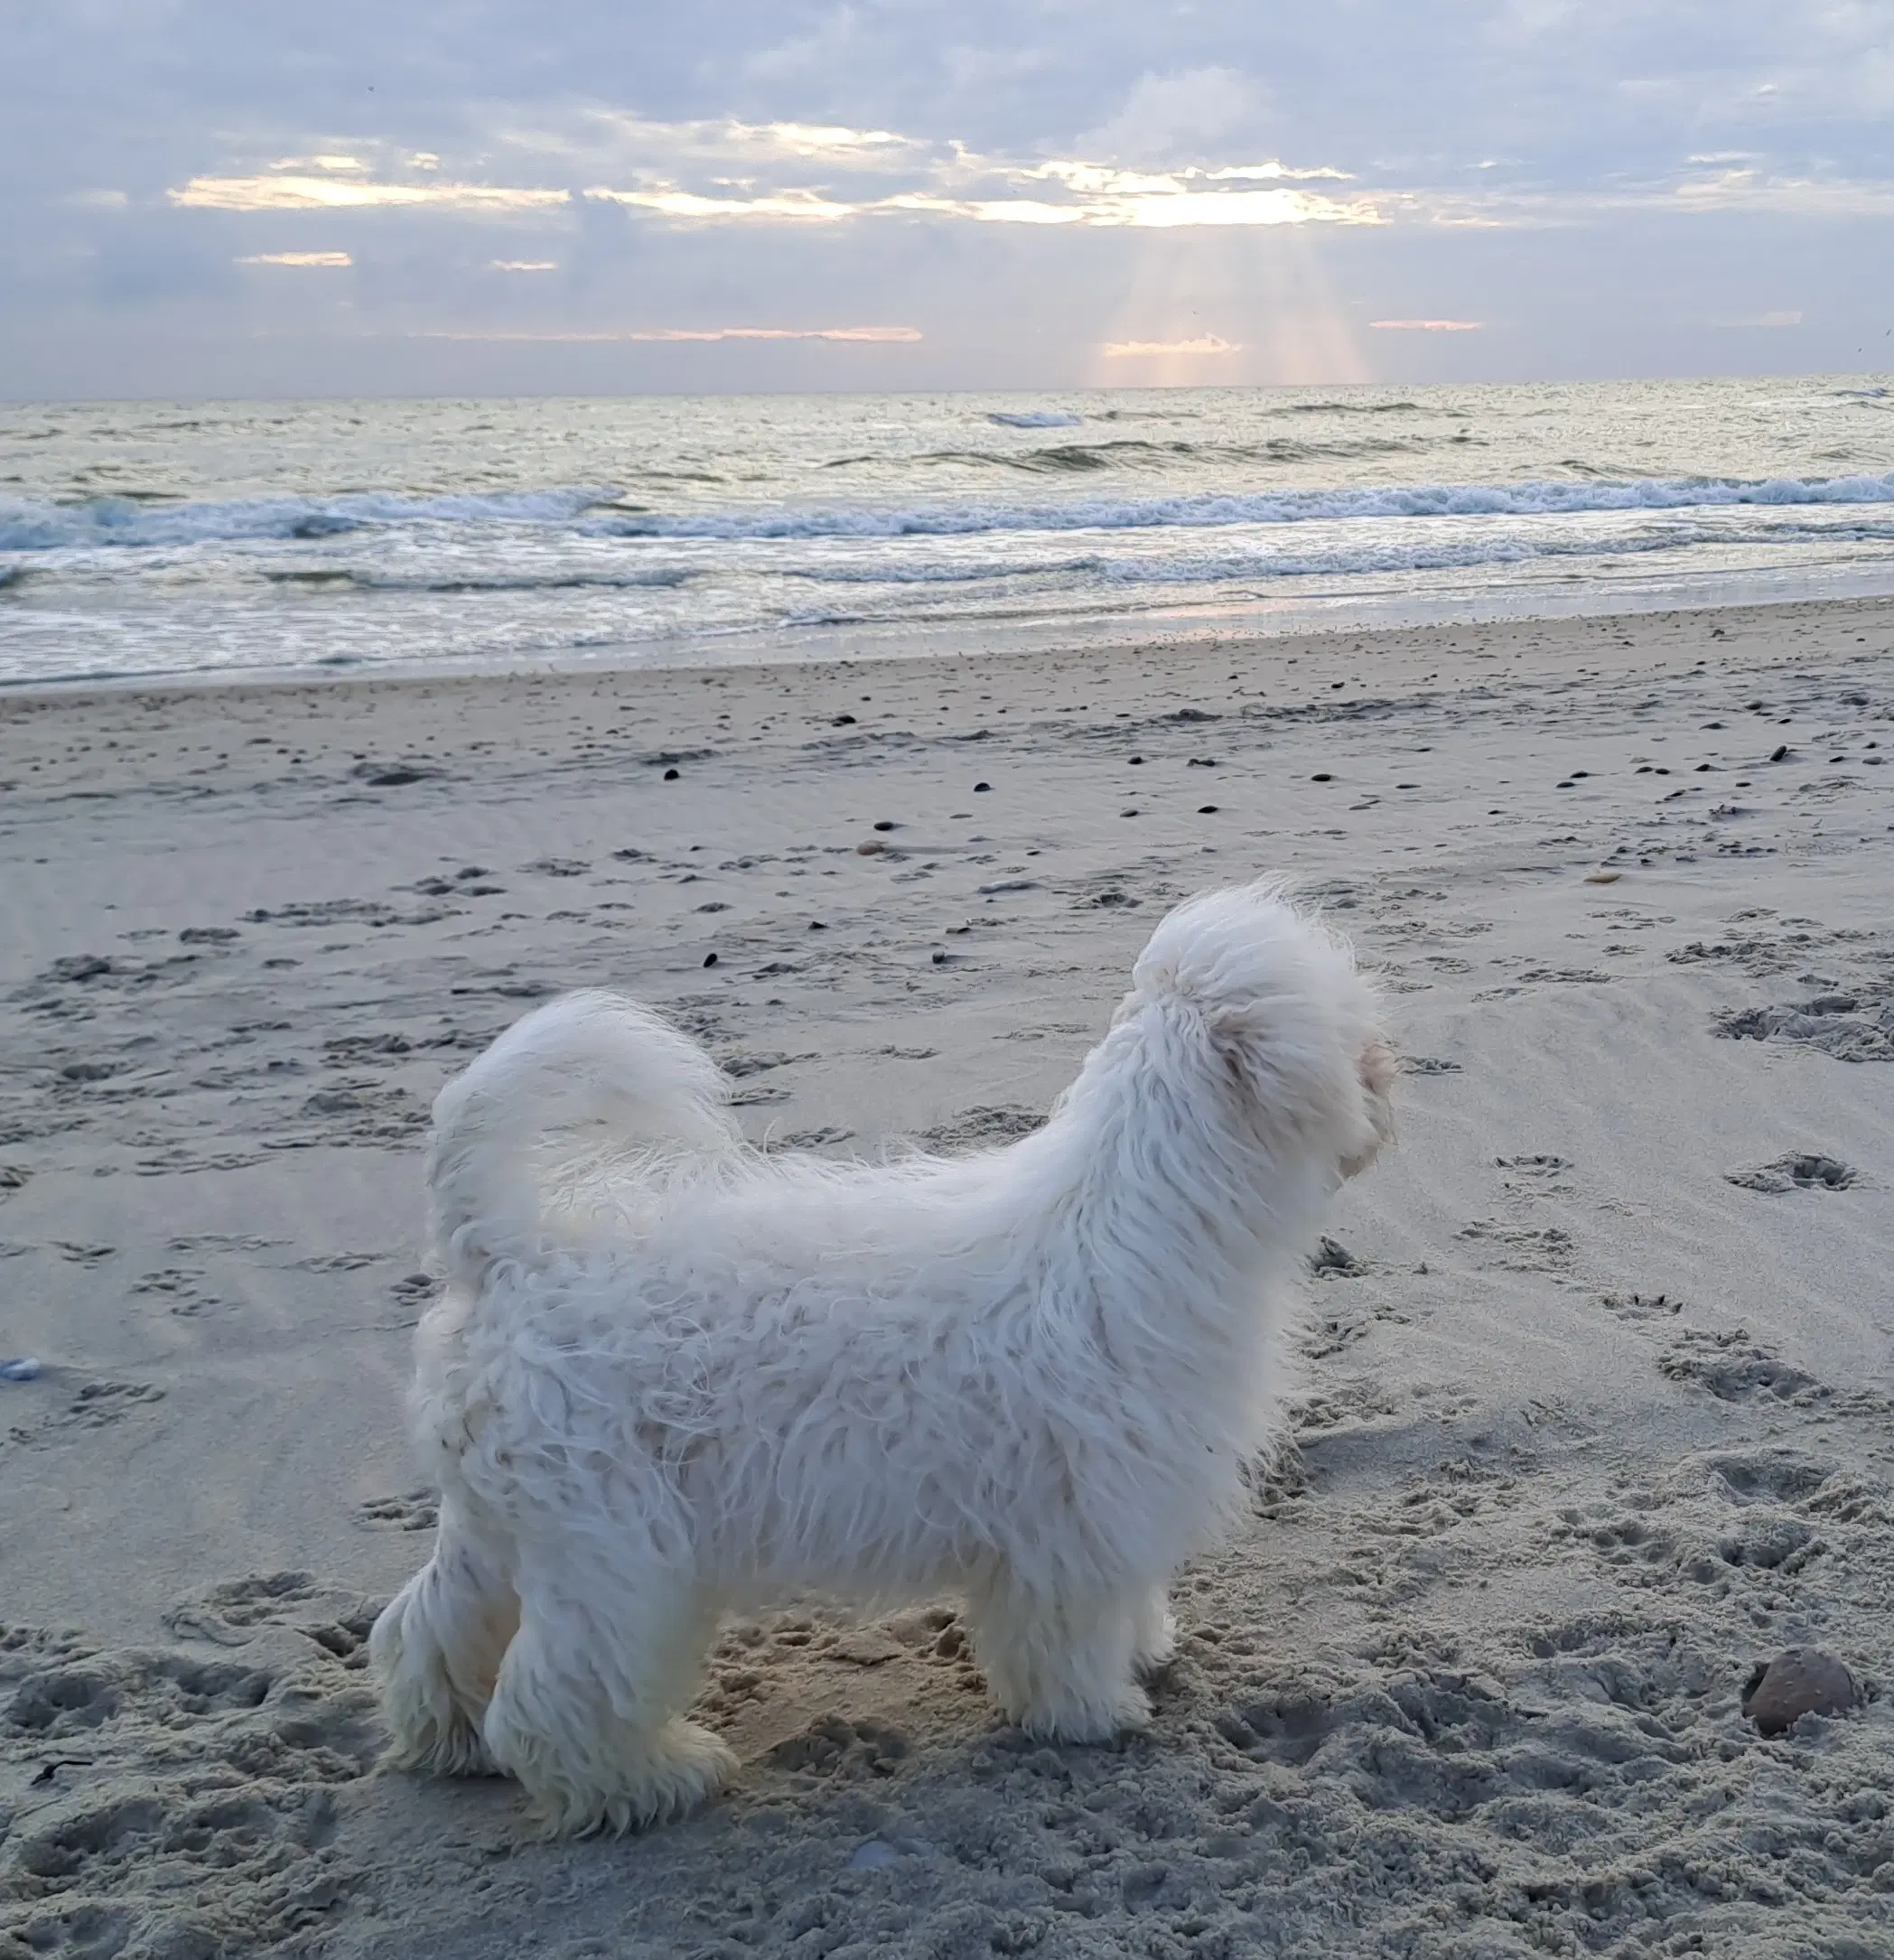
[43,956,113,985]
[973,781,992,792]
[352,761,439,787]
[1742,1648,1861,1736]
[1311,773,1333,783]
[872,820,898,831]
[664,768,680,780]
[833,713,856,724]
[1199,805,1219,815]
[808,920,826,931]
[702,953,718,967]
[1770,744,1790,761]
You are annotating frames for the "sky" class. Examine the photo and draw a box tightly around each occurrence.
[5,1,1893,399]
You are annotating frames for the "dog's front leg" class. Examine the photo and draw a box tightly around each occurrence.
[966,1577,1155,1744]
[480,1548,734,1837]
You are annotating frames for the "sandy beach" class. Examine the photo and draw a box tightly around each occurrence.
[3,594,1892,1958]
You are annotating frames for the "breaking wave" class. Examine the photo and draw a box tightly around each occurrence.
[596,471,1894,542]
[0,486,623,553]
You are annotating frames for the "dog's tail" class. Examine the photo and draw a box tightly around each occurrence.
[427,990,737,1284]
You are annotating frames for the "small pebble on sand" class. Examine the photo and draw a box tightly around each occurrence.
[1742,1648,1861,1736]
[1584,868,1622,883]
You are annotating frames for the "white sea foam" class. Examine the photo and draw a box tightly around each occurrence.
[0,486,620,554]
[11,470,1892,559]
[782,518,1894,588]
[596,471,1894,543]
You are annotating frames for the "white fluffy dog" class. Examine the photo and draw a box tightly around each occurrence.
[371,882,1394,1835]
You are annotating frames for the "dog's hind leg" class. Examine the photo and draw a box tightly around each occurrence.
[481,1548,735,1837]
[371,1505,519,1777]
[967,1578,1152,1744]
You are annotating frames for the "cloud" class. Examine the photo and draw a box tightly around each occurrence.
[706,119,917,161]
[627,324,921,341]
[584,168,1381,229]
[16,3,1894,397]
[1099,334,1241,357]
[1370,318,1484,330]
[501,112,928,173]
[584,186,857,222]
[1073,67,1268,162]
[170,176,568,213]
[482,108,1372,229]
[268,154,367,173]
[409,324,921,343]
[238,250,352,266]
[1668,170,1894,216]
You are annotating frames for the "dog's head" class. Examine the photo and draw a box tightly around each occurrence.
[1124,882,1395,1186]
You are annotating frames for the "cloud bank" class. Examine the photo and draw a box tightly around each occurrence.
[5,2,1892,396]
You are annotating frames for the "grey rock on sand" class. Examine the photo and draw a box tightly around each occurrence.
[1741,1647,1863,1736]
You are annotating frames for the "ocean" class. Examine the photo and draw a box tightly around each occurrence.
[3,375,1892,688]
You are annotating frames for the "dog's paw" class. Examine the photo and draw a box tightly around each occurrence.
[379,1714,499,1779]
[517,1718,738,1838]
[1013,1680,1152,1746]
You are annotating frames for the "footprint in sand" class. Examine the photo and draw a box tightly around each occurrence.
[1725,1153,1856,1194]
[921,1106,1046,1150]
[1657,1326,1822,1404]
[354,1490,439,1534]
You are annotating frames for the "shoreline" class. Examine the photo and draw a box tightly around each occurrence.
[4,589,1892,715]
[7,563,1894,699]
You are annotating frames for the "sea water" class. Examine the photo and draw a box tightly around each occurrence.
[2,376,1891,687]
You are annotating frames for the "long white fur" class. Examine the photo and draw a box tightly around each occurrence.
[370,881,1394,1836]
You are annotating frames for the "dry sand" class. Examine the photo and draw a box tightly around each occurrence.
[2,596,1892,1959]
